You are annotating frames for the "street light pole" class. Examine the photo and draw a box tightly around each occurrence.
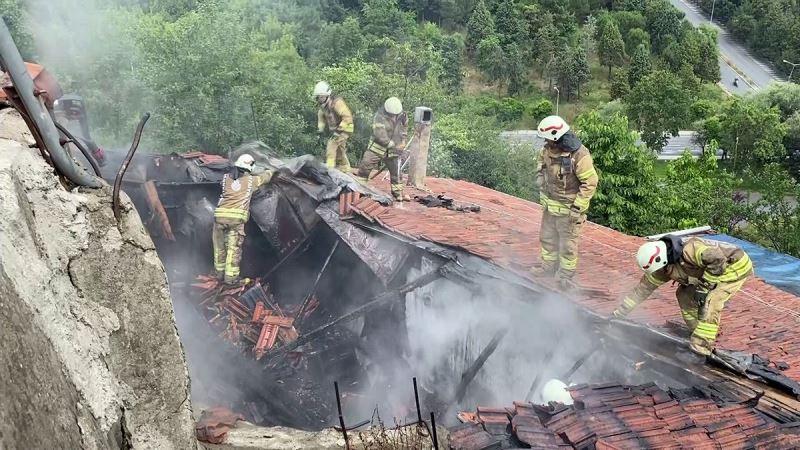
[784,60,799,82]
[710,0,716,23]
[553,86,560,116]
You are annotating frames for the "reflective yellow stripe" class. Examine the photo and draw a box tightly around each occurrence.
[391,183,404,192]
[224,231,240,278]
[622,297,638,310]
[355,176,369,183]
[577,167,597,181]
[541,196,570,216]
[681,309,698,321]
[340,123,354,133]
[644,272,664,287]
[693,322,719,340]
[560,255,577,271]
[214,208,248,220]
[573,196,590,212]
[373,123,386,129]
[705,254,752,283]
[694,245,708,266]
[541,248,558,262]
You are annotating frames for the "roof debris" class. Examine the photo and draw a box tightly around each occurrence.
[451,382,800,449]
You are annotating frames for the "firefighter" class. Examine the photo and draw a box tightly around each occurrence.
[531,115,598,289]
[313,81,354,172]
[212,154,273,284]
[355,97,410,201]
[612,236,753,356]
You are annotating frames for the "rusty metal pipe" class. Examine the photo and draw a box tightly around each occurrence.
[0,20,102,188]
[413,377,423,425]
[54,121,101,176]
[112,113,150,220]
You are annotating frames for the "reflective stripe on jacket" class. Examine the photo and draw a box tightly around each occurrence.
[535,142,598,215]
[214,171,272,222]
[368,108,408,156]
[317,96,354,134]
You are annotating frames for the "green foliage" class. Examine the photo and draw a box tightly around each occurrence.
[628,44,651,87]
[626,70,692,152]
[466,0,495,55]
[438,34,465,93]
[526,98,554,122]
[477,35,505,83]
[644,0,683,54]
[315,17,366,67]
[1,0,35,59]
[597,14,627,79]
[360,0,416,41]
[551,44,591,100]
[609,68,630,100]
[744,164,800,256]
[711,99,788,171]
[494,0,526,49]
[505,43,528,96]
[576,111,661,234]
[624,27,650,55]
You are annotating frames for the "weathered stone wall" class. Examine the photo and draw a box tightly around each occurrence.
[0,109,196,449]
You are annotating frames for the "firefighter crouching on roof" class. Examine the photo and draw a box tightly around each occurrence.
[213,154,273,284]
[531,115,599,290]
[355,97,411,201]
[612,235,753,356]
[313,81,354,172]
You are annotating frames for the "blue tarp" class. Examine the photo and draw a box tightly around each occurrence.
[706,234,800,297]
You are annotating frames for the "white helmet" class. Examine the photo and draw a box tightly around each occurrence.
[312,81,332,98]
[636,240,669,274]
[541,379,573,405]
[384,97,403,115]
[234,154,256,171]
[537,115,570,141]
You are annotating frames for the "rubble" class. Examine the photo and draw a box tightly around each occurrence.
[451,382,800,449]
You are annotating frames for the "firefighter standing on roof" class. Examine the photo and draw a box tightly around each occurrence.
[213,154,273,284]
[532,115,598,289]
[612,236,753,356]
[355,97,410,201]
[313,81,354,172]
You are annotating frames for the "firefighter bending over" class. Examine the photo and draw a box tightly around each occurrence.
[355,97,410,201]
[612,236,753,355]
[213,154,272,284]
[531,116,598,290]
[314,81,354,172]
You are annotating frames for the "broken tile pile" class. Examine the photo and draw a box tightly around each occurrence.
[450,382,800,449]
[192,276,309,361]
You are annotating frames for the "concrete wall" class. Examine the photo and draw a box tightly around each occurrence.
[0,109,196,449]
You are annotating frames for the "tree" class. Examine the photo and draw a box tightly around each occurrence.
[745,164,800,256]
[695,26,720,83]
[532,23,559,76]
[597,15,626,79]
[628,44,651,87]
[477,35,506,87]
[576,111,662,235]
[0,0,35,59]
[360,0,417,41]
[626,70,693,152]
[505,43,527,96]
[610,68,630,99]
[494,0,526,49]
[716,100,788,171]
[466,0,495,56]
[315,17,366,66]
[439,34,465,93]
[644,0,684,54]
[624,27,649,55]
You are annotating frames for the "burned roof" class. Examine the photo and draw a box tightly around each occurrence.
[451,382,800,449]
[343,177,800,386]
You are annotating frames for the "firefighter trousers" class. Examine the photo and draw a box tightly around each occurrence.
[212,217,246,284]
[326,133,351,172]
[539,209,585,280]
[356,150,403,197]
[675,275,750,355]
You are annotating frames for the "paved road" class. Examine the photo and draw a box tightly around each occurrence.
[667,0,782,93]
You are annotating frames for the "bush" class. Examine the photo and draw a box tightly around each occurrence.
[526,99,554,122]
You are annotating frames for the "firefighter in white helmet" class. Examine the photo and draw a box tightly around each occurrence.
[355,97,410,201]
[212,154,273,284]
[612,235,753,355]
[531,115,599,290]
[313,81,354,172]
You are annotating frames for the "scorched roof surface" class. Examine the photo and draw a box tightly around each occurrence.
[349,177,800,383]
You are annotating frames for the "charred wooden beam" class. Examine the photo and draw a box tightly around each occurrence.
[454,329,509,402]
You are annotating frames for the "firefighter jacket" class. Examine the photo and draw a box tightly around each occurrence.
[367,108,408,156]
[214,169,273,223]
[616,237,753,316]
[535,132,598,216]
[317,96,354,135]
